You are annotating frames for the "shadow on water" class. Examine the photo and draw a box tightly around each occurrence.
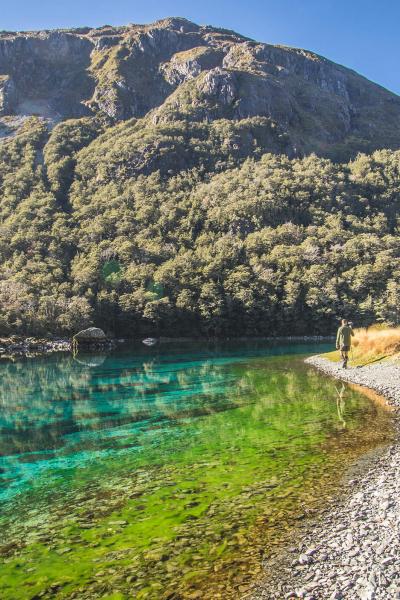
[0,341,394,599]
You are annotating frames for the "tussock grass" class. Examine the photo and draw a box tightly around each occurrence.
[324,325,400,367]
[353,326,400,356]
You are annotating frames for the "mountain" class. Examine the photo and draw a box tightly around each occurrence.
[1,17,400,338]
[1,16,400,160]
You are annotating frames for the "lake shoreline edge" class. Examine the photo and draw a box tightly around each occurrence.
[252,354,400,599]
[0,335,334,359]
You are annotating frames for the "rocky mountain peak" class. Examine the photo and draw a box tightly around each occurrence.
[0,16,399,159]
[151,17,201,33]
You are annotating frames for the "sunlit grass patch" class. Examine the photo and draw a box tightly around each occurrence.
[322,325,400,367]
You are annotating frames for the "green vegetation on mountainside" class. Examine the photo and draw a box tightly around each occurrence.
[1,115,400,337]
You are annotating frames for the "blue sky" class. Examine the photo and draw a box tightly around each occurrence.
[2,0,400,94]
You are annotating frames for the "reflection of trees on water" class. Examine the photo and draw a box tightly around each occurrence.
[0,353,250,459]
[0,350,383,506]
[188,361,371,455]
[0,354,376,460]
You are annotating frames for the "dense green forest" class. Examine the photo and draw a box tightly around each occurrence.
[1,115,400,337]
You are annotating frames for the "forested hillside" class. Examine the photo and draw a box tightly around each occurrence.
[1,17,400,337]
[1,114,400,337]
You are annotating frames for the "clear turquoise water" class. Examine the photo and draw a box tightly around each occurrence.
[0,341,331,502]
[0,342,393,599]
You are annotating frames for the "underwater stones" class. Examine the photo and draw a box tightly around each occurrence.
[143,549,170,562]
[186,592,203,599]
[55,547,72,555]
[254,357,400,599]
[3,352,393,600]
[129,490,144,500]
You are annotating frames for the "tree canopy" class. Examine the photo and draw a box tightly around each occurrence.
[1,116,400,337]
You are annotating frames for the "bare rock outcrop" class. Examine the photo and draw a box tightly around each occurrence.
[0,16,400,158]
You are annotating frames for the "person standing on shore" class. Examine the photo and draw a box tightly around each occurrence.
[336,319,354,368]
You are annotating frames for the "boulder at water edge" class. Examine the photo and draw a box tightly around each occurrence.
[73,327,107,342]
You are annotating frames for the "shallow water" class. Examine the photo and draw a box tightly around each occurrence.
[0,342,393,599]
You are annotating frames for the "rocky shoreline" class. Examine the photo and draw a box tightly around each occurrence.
[0,330,121,359]
[252,355,400,600]
[0,336,71,358]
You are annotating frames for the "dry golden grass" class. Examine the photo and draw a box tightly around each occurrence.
[324,325,400,366]
[353,326,400,357]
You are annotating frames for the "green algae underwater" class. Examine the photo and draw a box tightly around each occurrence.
[0,342,393,599]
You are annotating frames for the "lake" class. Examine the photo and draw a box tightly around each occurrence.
[0,342,393,599]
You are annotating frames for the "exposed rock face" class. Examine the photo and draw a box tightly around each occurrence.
[160,47,225,85]
[154,67,296,125]
[0,32,94,119]
[0,16,400,157]
[0,75,16,115]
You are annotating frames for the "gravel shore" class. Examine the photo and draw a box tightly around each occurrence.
[252,355,400,600]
